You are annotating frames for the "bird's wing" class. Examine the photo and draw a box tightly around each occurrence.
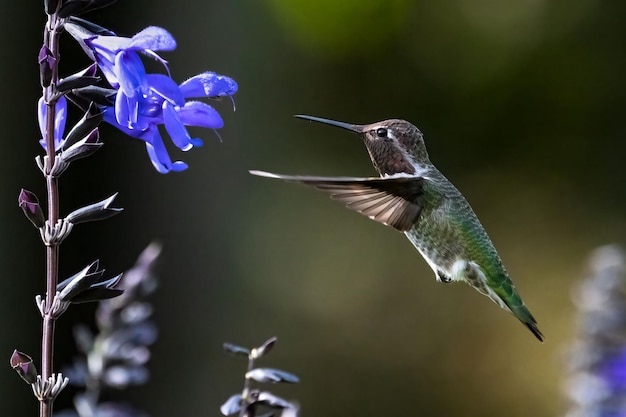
[250,170,425,232]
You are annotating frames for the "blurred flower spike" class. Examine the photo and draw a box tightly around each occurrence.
[66,22,238,173]
[565,245,626,417]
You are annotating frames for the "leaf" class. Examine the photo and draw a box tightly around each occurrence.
[256,391,293,409]
[251,336,277,359]
[220,394,243,415]
[246,368,299,384]
[223,343,250,357]
[70,288,123,303]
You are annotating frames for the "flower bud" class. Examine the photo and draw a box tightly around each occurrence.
[10,350,37,384]
[38,46,54,88]
[18,189,45,228]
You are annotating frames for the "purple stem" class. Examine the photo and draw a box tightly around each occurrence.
[40,8,62,417]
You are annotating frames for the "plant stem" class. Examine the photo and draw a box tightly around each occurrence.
[40,10,62,417]
[240,355,255,417]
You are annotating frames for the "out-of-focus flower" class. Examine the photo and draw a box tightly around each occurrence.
[62,244,161,393]
[565,245,626,417]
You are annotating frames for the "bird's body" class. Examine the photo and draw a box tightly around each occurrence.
[250,116,543,341]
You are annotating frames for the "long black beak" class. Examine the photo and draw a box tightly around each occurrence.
[294,115,363,133]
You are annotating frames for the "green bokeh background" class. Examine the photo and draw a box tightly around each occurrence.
[3,0,626,416]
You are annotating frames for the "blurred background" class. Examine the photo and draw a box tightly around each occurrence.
[2,0,626,416]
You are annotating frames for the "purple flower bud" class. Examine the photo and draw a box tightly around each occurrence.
[10,350,38,384]
[18,189,45,228]
[38,45,54,88]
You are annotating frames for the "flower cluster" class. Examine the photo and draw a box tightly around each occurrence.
[59,20,237,173]
[565,245,626,417]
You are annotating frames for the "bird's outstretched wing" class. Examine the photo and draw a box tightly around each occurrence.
[250,170,425,232]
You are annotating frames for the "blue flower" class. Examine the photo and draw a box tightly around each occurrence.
[38,95,67,151]
[72,24,238,173]
[85,26,175,127]
[601,347,626,392]
[103,71,237,173]
[85,26,175,90]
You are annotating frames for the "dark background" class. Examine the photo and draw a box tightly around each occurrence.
[3,1,626,416]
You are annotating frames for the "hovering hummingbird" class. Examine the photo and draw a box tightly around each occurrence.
[250,115,543,341]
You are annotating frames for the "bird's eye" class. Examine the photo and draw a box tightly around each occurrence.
[376,128,387,138]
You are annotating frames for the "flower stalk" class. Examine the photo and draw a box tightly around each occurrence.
[41,9,64,417]
[12,1,237,416]
[221,338,299,417]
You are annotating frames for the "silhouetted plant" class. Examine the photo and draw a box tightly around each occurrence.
[221,337,300,417]
[55,243,161,417]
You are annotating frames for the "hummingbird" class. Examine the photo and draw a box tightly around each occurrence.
[250,115,543,341]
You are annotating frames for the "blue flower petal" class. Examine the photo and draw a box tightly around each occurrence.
[147,74,185,106]
[94,28,236,174]
[105,107,141,138]
[179,72,238,98]
[162,101,194,151]
[144,129,188,173]
[116,51,148,97]
[128,27,176,51]
[146,146,172,173]
[171,162,188,171]
[177,101,224,129]
[87,28,172,89]
[602,347,626,390]
[143,128,171,168]
[37,97,46,139]
[114,90,138,128]
[190,138,204,147]
[92,56,119,88]
[37,96,67,150]
[54,97,68,149]
[88,34,132,54]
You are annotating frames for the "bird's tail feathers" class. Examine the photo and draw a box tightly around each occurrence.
[495,286,544,342]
